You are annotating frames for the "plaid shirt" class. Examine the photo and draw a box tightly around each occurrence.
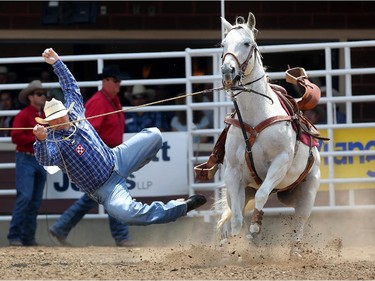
[34,60,115,193]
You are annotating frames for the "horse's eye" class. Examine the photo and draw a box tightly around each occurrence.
[244,42,251,47]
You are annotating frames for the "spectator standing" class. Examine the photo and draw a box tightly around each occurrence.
[170,93,210,143]
[125,85,170,133]
[49,65,132,247]
[0,91,17,137]
[7,80,47,246]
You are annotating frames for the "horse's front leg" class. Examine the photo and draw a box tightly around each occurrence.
[230,186,246,236]
[250,153,290,237]
[224,167,246,236]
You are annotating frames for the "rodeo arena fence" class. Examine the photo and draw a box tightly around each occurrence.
[0,40,375,223]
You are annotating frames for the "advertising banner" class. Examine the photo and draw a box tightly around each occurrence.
[318,128,375,190]
[43,132,189,199]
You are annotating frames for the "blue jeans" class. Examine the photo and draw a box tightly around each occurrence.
[90,127,187,225]
[50,193,129,243]
[8,152,46,245]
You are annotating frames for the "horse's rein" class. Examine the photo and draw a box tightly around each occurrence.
[230,82,273,105]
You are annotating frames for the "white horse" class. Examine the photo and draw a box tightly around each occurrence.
[217,12,321,257]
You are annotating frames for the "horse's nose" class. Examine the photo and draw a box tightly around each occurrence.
[221,64,234,75]
[221,64,235,89]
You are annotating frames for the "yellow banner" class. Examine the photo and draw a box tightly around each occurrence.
[317,128,375,190]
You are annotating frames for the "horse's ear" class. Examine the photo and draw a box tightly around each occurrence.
[247,12,258,38]
[247,12,256,30]
[221,17,232,37]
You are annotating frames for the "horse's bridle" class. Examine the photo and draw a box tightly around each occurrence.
[221,26,259,75]
[221,26,271,102]
[222,43,257,74]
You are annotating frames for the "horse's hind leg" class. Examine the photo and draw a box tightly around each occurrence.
[243,187,256,236]
[277,164,320,257]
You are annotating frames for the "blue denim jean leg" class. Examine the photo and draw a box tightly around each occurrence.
[51,193,129,242]
[91,128,188,225]
[7,153,46,245]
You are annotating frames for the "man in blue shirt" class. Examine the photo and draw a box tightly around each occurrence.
[125,84,171,133]
[33,48,206,226]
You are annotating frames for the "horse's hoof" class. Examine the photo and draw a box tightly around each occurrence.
[246,233,259,246]
[290,242,303,259]
[290,251,303,259]
[246,233,254,240]
[219,238,228,247]
[249,223,260,234]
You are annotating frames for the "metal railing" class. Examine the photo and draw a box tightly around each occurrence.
[1,40,375,221]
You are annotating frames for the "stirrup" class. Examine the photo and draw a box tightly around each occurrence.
[286,67,321,110]
[194,162,218,181]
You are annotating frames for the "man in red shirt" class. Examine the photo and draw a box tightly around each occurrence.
[85,66,125,147]
[49,66,132,246]
[8,80,47,246]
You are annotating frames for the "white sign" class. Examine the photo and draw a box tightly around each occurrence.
[43,132,189,199]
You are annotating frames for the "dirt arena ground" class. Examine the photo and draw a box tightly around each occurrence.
[1,209,375,280]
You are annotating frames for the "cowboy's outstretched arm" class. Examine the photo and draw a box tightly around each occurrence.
[43,48,85,114]
[42,48,60,65]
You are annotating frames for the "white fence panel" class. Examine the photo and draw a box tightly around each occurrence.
[0,40,375,222]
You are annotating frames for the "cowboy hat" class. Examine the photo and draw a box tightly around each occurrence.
[125,84,156,101]
[97,65,129,80]
[19,80,44,105]
[35,98,74,124]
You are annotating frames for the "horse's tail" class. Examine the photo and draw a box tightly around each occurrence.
[217,207,231,233]
[214,185,230,232]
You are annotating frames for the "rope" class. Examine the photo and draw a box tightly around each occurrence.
[0,86,224,131]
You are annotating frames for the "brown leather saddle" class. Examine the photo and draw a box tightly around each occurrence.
[285,67,321,110]
[194,67,328,183]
